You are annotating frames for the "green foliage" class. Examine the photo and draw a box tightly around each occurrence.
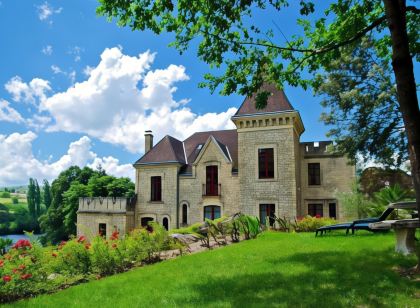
[96,0,417,100]
[0,238,13,255]
[1,192,11,198]
[314,38,407,167]
[367,184,411,219]
[0,224,179,302]
[0,204,39,235]
[39,166,135,244]
[294,216,337,232]
[11,197,18,205]
[336,183,375,219]
[42,180,52,209]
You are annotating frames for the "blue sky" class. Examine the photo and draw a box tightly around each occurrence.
[0,0,339,186]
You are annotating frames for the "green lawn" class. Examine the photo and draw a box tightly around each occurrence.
[8,232,419,307]
[0,197,27,208]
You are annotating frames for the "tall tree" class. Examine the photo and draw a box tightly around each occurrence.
[313,38,406,166]
[34,179,41,217]
[43,179,52,209]
[97,0,419,215]
[26,178,36,219]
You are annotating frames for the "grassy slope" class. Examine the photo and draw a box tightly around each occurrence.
[9,232,419,308]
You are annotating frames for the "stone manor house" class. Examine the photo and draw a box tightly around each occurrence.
[77,84,355,238]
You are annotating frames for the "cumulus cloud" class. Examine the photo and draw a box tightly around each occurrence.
[0,99,24,123]
[0,132,133,186]
[36,2,62,23]
[40,47,237,153]
[5,76,51,105]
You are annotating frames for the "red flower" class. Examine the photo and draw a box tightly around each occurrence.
[12,268,19,273]
[0,260,4,267]
[20,273,32,280]
[110,230,119,240]
[2,275,12,282]
[52,252,58,258]
[12,239,32,250]
[84,244,91,250]
[111,243,117,249]
[18,264,26,270]
[77,236,86,243]
[315,214,321,218]
[58,241,67,249]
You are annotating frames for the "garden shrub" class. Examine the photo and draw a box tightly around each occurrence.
[54,237,91,275]
[294,216,336,232]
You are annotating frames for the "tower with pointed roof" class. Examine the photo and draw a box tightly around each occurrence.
[231,84,305,218]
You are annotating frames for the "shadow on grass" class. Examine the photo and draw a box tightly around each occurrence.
[184,248,418,307]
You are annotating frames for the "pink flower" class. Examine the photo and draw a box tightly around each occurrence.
[18,264,26,270]
[77,236,86,243]
[12,239,32,250]
[2,275,12,282]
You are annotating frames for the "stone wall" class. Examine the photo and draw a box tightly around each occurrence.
[237,126,298,219]
[299,144,356,220]
[179,139,240,225]
[77,197,135,240]
[135,164,180,229]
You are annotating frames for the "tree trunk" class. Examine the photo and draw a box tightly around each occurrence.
[383,0,420,267]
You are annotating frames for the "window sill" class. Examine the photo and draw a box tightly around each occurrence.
[257,178,277,182]
[148,201,164,204]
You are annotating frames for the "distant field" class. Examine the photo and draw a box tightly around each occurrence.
[0,196,27,208]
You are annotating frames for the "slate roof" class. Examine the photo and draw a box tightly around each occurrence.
[134,130,238,174]
[182,130,238,174]
[234,83,294,116]
[134,135,186,165]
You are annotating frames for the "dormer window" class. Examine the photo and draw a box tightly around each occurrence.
[258,148,274,179]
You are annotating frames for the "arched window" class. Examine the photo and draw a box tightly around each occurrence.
[162,217,169,230]
[204,206,221,220]
[182,203,188,225]
[141,217,154,232]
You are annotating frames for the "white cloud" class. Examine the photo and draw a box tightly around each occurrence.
[0,99,24,123]
[51,65,63,74]
[0,132,133,186]
[51,65,76,84]
[5,76,51,105]
[37,2,62,23]
[42,45,53,55]
[68,46,83,62]
[41,47,237,153]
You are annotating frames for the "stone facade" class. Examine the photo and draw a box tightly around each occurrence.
[77,88,356,238]
[77,197,135,240]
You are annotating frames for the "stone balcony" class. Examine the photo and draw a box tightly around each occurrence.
[78,196,136,214]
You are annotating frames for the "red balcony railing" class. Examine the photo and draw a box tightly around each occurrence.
[202,183,221,196]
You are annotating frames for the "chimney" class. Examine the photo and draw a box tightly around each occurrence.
[145,130,153,153]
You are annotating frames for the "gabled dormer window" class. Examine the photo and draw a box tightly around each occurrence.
[151,176,162,201]
[258,148,274,179]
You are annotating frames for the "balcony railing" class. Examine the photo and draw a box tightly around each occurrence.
[202,183,221,196]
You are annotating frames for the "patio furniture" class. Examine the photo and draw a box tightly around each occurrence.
[316,201,417,236]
